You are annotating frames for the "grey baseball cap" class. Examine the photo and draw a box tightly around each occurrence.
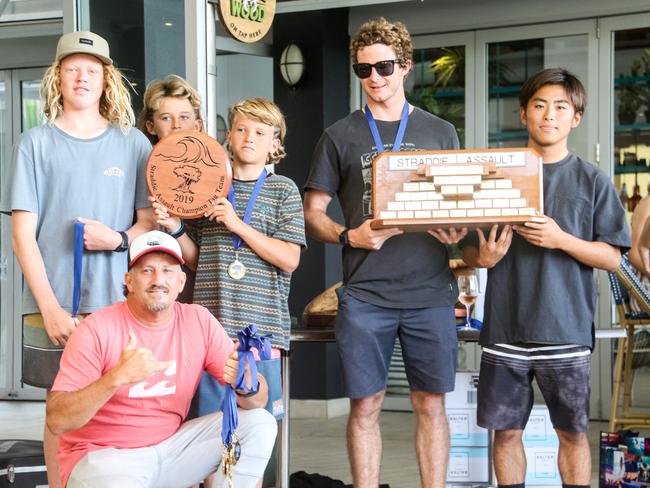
[55,31,112,65]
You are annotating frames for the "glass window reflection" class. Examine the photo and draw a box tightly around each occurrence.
[406,46,466,148]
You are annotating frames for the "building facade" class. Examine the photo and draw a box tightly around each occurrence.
[1,0,649,419]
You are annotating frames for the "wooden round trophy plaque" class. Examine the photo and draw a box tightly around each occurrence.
[146,130,232,218]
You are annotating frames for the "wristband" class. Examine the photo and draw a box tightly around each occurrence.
[168,222,186,239]
[235,386,259,398]
[338,228,349,246]
[113,231,129,252]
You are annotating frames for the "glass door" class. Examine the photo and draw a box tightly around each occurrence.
[0,70,12,398]
[406,32,476,149]
[599,12,650,417]
[476,20,597,161]
[0,67,46,400]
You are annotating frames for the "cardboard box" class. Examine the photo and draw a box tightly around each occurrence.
[447,408,489,447]
[523,406,560,486]
[445,372,479,409]
[523,407,559,447]
[447,447,489,483]
[524,446,561,486]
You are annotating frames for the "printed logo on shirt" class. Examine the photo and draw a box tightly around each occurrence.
[103,166,125,177]
[128,360,176,398]
[359,141,418,218]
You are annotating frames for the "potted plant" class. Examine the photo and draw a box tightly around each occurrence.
[617,75,639,125]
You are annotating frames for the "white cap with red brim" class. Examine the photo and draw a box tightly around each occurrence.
[129,230,185,266]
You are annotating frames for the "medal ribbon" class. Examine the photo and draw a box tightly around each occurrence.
[221,324,272,447]
[364,101,409,154]
[227,168,268,255]
[72,221,84,318]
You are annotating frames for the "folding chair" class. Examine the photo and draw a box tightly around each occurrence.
[608,253,650,431]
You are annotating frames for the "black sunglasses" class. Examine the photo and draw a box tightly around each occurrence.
[352,59,402,79]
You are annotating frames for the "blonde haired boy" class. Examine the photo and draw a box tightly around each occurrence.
[4,31,154,487]
[137,74,204,145]
[153,98,304,484]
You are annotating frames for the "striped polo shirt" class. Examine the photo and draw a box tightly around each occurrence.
[186,173,305,350]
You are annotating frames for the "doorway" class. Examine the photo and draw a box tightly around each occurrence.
[215,33,274,145]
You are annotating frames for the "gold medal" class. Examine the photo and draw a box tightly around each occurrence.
[222,436,241,487]
[228,254,246,280]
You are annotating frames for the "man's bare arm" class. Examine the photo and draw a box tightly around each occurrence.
[304,189,402,250]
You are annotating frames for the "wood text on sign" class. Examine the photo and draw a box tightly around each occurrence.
[217,0,276,44]
[371,148,543,231]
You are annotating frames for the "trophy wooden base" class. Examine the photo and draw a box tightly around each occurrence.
[371,215,545,231]
[371,148,543,231]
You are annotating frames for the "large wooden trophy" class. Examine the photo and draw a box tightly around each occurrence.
[146,131,232,218]
[371,148,543,230]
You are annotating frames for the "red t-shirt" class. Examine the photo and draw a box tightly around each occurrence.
[52,301,233,486]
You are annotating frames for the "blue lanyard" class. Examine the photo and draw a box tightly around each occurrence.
[364,101,409,153]
[221,325,272,447]
[72,221,84,318]
[227,168,268,252]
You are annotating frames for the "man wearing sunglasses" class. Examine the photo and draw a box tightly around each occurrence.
[304,17,465,488]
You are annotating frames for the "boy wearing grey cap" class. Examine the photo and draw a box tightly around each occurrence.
[3,31,154,487]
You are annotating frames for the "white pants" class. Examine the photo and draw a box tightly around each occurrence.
[67,409,277,488]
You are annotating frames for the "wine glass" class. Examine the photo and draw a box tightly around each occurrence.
[457,272,479,329]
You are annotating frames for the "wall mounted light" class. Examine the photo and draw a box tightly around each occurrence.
[279,43,305,87]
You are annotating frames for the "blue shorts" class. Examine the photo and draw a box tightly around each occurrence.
[335,291,458,399]
[197,358,284,419]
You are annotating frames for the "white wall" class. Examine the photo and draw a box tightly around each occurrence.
[350,0,650,35]
[215,54,274,135]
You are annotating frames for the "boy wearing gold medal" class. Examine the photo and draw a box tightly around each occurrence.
[152,98,305,451]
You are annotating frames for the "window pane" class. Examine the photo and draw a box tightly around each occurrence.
[487,35,588,155]
[613,27,650,219]
[406,46,465,148]
[21,80,45,132]
[0,0,61,22]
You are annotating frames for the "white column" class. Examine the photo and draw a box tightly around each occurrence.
[62,0,76,32]
[185,0,216,138]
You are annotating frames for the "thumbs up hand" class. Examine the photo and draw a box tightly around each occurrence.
[112,331,173,386]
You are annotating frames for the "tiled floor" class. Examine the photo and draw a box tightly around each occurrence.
[290,410,609,488]
[0,400,636,487]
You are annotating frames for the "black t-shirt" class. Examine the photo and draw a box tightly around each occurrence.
[305,107,460,308]
[462,154,631,348]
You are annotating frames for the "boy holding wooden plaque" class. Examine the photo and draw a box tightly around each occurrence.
[461,68,630,487]
[151,98,305,457]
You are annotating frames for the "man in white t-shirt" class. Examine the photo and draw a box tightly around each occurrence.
[46,230,277,487]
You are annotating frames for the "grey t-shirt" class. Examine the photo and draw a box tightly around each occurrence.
[3,123,151,314]
[462,154,631,348]
[305,107,460,308]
